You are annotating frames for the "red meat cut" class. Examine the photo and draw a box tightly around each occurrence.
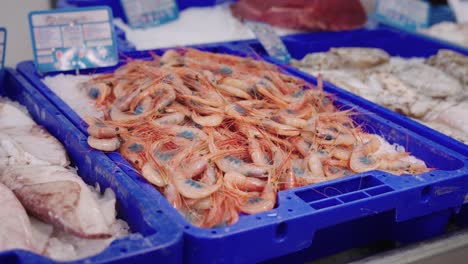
[230,0,367,31]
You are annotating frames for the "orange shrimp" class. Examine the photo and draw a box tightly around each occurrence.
[87,136,121,152]
[224,171,266,192]
[120,139,147,170]
[85,82,111,106]
[141,161,167,187]
[239,182,276,215]
[349,135,381,173]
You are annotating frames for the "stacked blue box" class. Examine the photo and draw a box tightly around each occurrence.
[0,68,183,264]
[15,34,468,262]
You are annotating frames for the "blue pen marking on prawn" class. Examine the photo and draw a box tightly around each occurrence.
[225,155,244,165]
[177,130,195,140]
[359,156,374,165]
[291,90,304,98]
[134,104,144,115]
[258,80,271,88]
[95,121,105,128]
[247,197,263,204]
[154,150,175,161]
[234,105,246,114]
[163,74,174,82]
[216,66,233,75]
[329,166,340,174]
[89,87,99,99]
[185,179,202,189]
[292,167,305,176]
[128,143,144,153]
[318,149,328,155]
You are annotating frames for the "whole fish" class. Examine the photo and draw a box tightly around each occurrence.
[0,182,37,252]
[1,165,111,239]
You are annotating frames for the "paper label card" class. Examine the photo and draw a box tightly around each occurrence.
[29,7,118,73]
[245,20,291,64]
[0,28,6,69]
[120,0,179,29]
[374,0,430,30]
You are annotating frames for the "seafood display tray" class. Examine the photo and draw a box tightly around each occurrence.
[15,41,468,264]
[240,27,468,156]
[0,68,183,264]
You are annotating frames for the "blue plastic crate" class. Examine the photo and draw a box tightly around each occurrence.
[0,68,183,264]
[16,41,468,263]
[238,27,468,156]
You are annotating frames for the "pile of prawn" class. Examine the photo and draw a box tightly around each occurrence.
[84,48,430,228]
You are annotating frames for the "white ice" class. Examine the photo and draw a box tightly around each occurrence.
[114,3,302,51]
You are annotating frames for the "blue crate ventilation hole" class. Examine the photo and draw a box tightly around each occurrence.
[296,176,394,210]
[0,69,183,264]
[14,29,468,263]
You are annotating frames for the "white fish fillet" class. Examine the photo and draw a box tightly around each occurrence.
[0,182,36,252]
[1,165,111,239]
[429,101,468,135]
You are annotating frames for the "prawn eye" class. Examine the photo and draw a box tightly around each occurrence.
[324,135,333,141]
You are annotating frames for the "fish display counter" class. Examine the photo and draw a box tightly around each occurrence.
[3,0,468,263]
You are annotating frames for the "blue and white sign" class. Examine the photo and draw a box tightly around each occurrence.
[29,7,118,73]
[245,20,291,64]
[0,27,6,69]
[120,0,179,29]
[374,0,430,31]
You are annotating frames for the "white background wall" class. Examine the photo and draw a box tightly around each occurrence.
[0,0,51,67]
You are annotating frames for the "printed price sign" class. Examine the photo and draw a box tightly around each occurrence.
[374,0,430,31]
[120,0,179,29]
[0,27,6,69]
[448,0,468,23]
[29,7,118,73]
[245,21,291,64]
